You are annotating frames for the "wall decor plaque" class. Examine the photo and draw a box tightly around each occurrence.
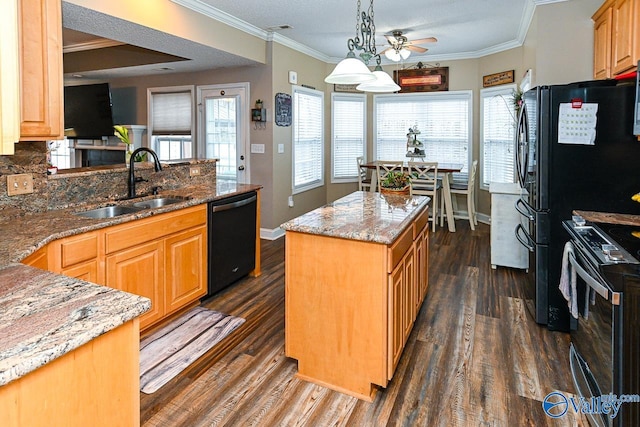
[483,70,515,87]
[393,67,449,93]
[275,93,292,127]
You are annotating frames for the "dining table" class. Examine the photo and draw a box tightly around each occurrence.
[361,161,464,232]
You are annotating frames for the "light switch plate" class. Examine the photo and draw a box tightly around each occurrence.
[288,70,298,84]
[278,143,285,154]
[251,143,265,154]
[7,173,34,196]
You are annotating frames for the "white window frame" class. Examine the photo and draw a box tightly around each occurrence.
[480,84,517,190]
[147,85,196,160]
[331,92,366,183]
[373,90,473,181]
[292,85,325,194]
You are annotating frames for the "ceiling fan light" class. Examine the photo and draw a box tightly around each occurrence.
[356,70,400,93]
[399,48,411,60]
[325,57,375,84]
[385,49,401,62]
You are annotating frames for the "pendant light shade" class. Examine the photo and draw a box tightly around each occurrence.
[356,69,400,93]
[325,56,375,84]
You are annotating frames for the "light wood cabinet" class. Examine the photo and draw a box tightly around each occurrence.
[21,205,208,332]
[0,319,141,427]
[106,240,165,329]
[104,204,207,331]
[285,205,429,401]
[593,0,640,79]
[18,0,64,141]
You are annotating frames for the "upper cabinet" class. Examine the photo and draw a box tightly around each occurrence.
[18,0,64,142]
[0,0,21,155]
[593,0,640,79]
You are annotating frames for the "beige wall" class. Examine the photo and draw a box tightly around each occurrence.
[71,0,604,231]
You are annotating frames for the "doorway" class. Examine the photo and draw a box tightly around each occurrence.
[198,83,250,182]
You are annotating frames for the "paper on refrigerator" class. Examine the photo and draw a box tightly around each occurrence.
[558,103,598,145]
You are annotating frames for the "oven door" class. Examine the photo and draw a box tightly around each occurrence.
[568,245,618,427]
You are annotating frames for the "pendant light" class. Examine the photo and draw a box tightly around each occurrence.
[325,0,398,92]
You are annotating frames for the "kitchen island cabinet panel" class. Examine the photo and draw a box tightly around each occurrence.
[21,245,48,270]
[0,319,141,427]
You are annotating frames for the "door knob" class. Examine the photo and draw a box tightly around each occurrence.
[238,165,245,171]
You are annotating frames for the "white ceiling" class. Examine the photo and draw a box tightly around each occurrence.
[62,0,569,82]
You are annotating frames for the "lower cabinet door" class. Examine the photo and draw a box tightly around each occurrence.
[61,260,99,283]
[164,225,207,314]
[388,261,405,379]
[106,240,164,329]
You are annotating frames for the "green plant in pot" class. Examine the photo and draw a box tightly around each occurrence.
[380,171,411,194]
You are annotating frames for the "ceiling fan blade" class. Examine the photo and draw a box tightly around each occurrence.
[407,45,428,53]
[409,37,438,45]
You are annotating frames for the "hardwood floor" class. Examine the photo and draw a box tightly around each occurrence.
[141,221,587,426]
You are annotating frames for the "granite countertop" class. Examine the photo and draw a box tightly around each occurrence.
[574,210,640,226]
[281,191,430,245]
[0,180,261,386]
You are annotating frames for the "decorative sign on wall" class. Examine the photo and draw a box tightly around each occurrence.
[393,67,449,93]
[333,84,360,93]
[275,93,292,127]
[483,70,515,87]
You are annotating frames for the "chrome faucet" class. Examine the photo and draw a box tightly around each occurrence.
[128,147,162,198]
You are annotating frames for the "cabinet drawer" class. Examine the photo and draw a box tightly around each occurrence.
[59,232,98,268]
[413,206,429,239]
[388,226,413,273]
[105,205,206,254]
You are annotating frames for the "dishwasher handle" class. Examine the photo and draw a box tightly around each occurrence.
[210,194,256,213]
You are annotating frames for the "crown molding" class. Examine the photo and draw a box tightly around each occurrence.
[63,39,125,54]
[171,0,567,66]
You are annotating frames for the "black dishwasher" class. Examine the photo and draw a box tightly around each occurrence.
[207,191,257,297]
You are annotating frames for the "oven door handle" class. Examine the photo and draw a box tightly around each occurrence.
[568,252,620,306]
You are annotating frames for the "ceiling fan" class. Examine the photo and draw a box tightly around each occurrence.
[381,30,437,62]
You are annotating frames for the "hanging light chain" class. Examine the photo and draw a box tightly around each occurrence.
[347,0,379,65]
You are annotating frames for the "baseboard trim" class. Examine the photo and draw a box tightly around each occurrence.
[260,227,285,240]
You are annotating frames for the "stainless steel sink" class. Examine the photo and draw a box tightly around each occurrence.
[75,205,143,219]
[129,197,186,209]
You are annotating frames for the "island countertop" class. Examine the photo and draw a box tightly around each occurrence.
[281,191,430,245]
[0,180,261,386]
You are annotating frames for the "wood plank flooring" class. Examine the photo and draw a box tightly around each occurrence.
[141,221,588,426]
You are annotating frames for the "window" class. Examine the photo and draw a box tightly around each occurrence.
[374,91,472,180]
[147,86,195,161]
[331,93,366,182]
[293,86,324,193]
[480,85,516,188]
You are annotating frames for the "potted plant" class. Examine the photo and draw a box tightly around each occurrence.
[379,170,411,195]
[255,99,263,109]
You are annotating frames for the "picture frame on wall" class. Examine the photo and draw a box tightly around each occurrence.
[275,93,292,127]
[393,67,449,93]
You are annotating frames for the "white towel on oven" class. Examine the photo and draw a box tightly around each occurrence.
[559,241,578,319]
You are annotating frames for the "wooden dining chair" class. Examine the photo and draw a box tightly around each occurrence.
[356,156,372,192]
[443,159,478,230]
[374,160,404,191]
[408,161,441,231]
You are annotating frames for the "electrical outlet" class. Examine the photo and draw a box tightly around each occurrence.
[189,166,201,177]
[7,174,34,196]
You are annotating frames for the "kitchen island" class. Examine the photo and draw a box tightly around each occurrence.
[281,191,431,400]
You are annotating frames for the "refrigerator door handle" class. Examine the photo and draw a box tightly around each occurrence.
[515,103,529,187]
[515,198,535,221]
[515,224,535,252]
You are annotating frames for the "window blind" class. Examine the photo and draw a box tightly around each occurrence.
[374,91,472,179]
[150,89,193,135]
[332,93,365,182]
[293,86,324,193]
[481,86,516,188]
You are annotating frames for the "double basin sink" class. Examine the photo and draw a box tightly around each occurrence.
[75,196,188,219]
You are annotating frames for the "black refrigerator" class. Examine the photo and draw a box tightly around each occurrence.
[514,78,640,331]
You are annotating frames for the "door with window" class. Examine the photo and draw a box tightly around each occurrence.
[198,84,249,181]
